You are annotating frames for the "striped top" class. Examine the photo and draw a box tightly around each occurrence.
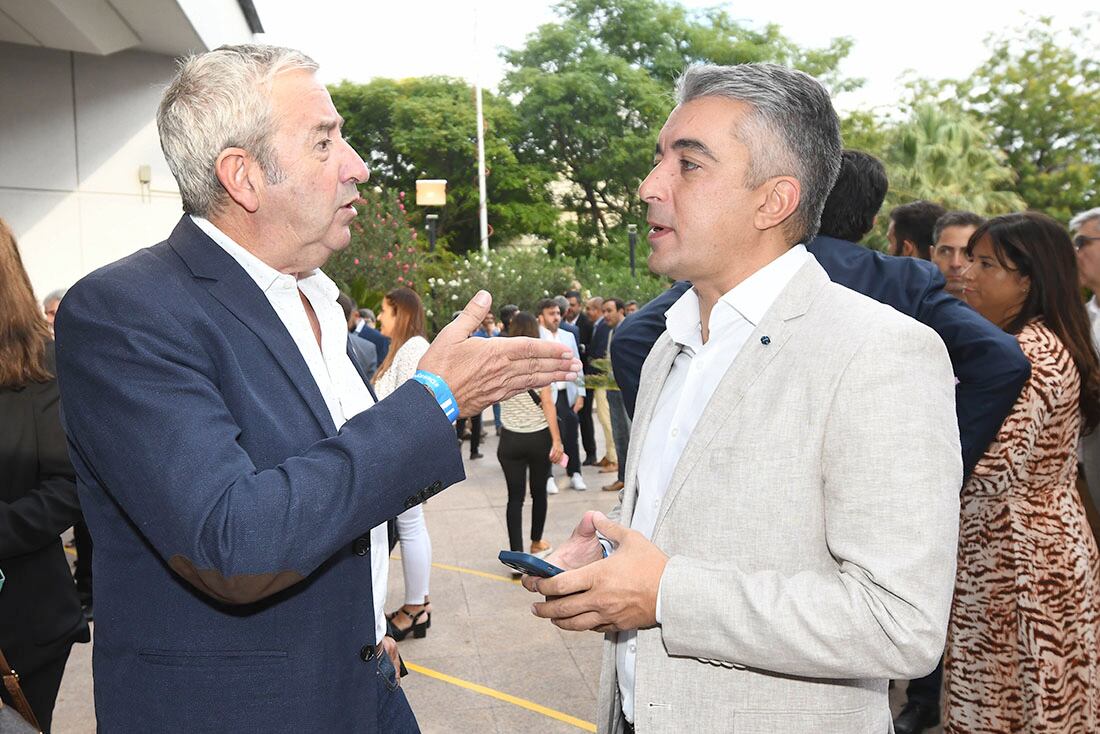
[500,391,549,433]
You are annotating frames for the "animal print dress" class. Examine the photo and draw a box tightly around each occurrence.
[943,320,1100,732]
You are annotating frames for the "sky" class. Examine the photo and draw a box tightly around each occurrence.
[250,0,1094,113]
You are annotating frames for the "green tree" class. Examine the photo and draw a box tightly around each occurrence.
[885,104,1025,215]
[501,0,858,251]
[329,77,561,253]
[961,17,1100,221]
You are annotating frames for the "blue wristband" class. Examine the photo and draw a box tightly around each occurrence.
[412,369,459,422]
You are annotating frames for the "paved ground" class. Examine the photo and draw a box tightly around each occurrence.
[50,422,940,733]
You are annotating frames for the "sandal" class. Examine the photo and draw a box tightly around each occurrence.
[386,604,429,641]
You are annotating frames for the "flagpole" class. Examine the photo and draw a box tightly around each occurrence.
[474,6,489,257]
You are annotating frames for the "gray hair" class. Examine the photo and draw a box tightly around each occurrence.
[42,288,67,307]
[553,295,570,313]
[676,63,842,244]
[1070,207,1100,232]
[157,44,318,217]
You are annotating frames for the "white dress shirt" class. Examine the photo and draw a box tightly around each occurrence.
[191,216,377,431]
[616,245,810,723]
[1087,296,1100,354]
[540,325,586,404]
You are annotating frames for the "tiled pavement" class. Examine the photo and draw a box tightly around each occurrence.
[51,421,938,733]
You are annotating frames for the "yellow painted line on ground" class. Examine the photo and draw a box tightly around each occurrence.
[390,555,520,585]
[405,661,596,732]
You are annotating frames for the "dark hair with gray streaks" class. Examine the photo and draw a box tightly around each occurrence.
[676,63,842,245]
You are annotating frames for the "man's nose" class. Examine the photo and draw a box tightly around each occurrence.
[343,140,370,184]
[638,163,667,202]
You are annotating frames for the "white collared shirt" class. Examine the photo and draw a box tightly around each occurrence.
[539,325,586,403]
[616,244,810,723]
[191,215,376,432]
[1087,296,1100,354]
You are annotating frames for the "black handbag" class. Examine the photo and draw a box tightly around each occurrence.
[0,648,40,734]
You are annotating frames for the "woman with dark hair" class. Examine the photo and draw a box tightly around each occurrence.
[369,286,435,642]
[496,312,564,564]
[944,212,1100,732]
[0,218,89,732]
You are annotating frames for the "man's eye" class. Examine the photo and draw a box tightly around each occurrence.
[317,138,331,151]
[680,159,699,171]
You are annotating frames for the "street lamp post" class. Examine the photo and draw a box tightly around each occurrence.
[627,224,638,278]
[415,179,447,253]
[425,214,439,252]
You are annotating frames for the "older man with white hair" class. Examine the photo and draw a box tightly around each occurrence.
[1072,206,1100,513]
[54,44,579,733]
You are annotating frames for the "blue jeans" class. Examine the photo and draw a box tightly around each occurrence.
[377,651,420,732]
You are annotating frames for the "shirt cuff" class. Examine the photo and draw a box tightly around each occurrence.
[655,571,665,625]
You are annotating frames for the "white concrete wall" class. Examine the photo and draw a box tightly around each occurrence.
[0,41,184,301]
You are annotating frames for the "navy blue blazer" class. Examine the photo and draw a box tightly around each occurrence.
[587,318,611,372]
[611,236,1031,480]
[54,216,464,732]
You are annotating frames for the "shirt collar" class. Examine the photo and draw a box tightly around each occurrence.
[665,244,810,348]
[190,215,338,300]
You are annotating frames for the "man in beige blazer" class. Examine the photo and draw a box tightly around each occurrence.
[525,63,961,734]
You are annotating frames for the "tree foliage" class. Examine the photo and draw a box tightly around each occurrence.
[501,0,858,251]
[329,77,561,253]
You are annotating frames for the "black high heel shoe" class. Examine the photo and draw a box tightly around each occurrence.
[386,605,429,641]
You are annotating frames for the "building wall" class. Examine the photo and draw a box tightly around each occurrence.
[0,41,184,300]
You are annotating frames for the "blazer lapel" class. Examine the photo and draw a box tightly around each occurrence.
[621,332,680,524]
[167,216,337,436]
[650,259,831,538]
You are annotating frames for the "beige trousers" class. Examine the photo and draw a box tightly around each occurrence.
[594,388,617,464]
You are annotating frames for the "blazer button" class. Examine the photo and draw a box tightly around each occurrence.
[431,480,442,491]
[359,644,373,662]
[354,536,370,556]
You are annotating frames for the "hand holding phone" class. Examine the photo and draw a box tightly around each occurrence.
[498,550,564,578]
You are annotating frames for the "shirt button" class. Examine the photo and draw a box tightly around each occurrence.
[360,644,373,662]
[670,427,679,438]
[629,641,637,652]
[353,536,370,556]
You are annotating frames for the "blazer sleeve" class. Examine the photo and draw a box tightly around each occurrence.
[658,319,962,679]
[915,272,1030,479]
[611,282,690,418]
[55,277,464,605]
[0,378,83,558]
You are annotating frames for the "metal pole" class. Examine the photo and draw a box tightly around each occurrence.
[426,214,439,252]
[474,9,489,257]
[627,224,637,278]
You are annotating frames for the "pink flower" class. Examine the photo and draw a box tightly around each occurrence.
[411,232,418,239]
[397,276,405,283]
[353,258,360,265]
[407,247,414,253]
[399,191,406,199]
[402,264,410,273]
[385,252,394,260]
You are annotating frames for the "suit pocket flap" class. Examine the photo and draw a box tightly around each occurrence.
[138,649,287,667]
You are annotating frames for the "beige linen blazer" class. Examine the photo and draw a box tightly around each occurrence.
[596,258,962,734]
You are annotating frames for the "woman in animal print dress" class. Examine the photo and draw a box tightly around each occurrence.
[943,212,1100,732]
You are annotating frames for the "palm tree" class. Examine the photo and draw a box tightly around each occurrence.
[885,104,1026,215]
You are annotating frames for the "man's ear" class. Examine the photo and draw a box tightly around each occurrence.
[903,240,919,258]
[214,147,261,213]
[755,177,800,232]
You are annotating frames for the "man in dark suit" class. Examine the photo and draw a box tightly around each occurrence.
[337,292,378,380]
[610,149,1031,734]
[564,290,599,464]
[54,44,579,733]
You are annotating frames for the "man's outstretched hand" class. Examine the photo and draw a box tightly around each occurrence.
[419,291,581,417]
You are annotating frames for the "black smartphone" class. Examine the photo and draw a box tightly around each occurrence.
[498,550,564,578]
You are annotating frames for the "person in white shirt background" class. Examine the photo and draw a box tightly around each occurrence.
[537,297,587,493]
